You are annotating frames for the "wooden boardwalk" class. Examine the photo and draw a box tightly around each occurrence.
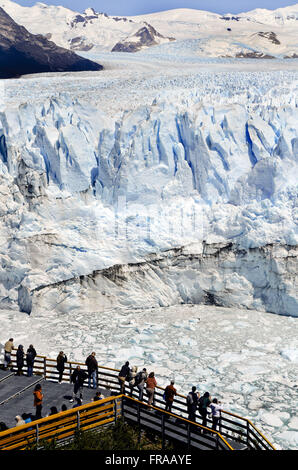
[0,354,275,450]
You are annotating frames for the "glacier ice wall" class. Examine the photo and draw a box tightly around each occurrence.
[0,70,297,316]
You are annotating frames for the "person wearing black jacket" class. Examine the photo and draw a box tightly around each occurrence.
[85,352,98,389]
[26,345,37,377]
[118,361,130,394]
[70,366,88,403]
[187,386,199,422]
[198,392,212,430]
[16,345,24,376]
[56,351,68,383]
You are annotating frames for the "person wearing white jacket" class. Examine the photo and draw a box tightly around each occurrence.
[210,398,223,431]
[128,366,138,397]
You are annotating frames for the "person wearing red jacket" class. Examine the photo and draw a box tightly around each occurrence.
[164,380,177,414]
[33,384,43,419]
[146,372,157,406]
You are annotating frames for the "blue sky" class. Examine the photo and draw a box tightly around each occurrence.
[15,1,298,15]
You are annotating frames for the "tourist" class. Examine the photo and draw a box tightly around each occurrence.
[26,345,37,377]
[61,404,68,412]
[0,422,8,431]
[164,380,177,414]
[21,413,32,425]
[210,398,223,431]
[128,366,138,397]
[16,345,24,376]
[118,361,130,394]
[198,391,212,430]
[93,391,103,401]
[136,368,148,401]
[3,338,14,369]
[56,351,68,384]
[48,406,58,416]
[187,386,199,422]
[33,383,43,419]
[70,366,87,403]
[146,372,157,406]
[85,352,98,389]
[15,415,25,427]
[72,397,82,409]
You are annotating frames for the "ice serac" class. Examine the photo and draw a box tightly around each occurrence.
[0,6,103,78]
[0,69,297,316]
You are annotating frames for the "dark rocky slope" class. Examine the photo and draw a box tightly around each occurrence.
[0,6,103,78]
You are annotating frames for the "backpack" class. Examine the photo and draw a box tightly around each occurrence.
[187,392,194,406]
[134,372,143,386]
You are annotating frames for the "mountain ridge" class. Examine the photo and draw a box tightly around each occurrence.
[1,0,298,57]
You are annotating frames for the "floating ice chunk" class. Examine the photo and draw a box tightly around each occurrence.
[178,337,197,347]
[277,431,298,448]
[280,349,298,362]
[288,417,298,430]
[259,411,283,427]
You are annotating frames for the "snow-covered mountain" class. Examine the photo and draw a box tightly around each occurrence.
[0,0,175,53]
[111,23,175,53]
[1,0,298,57]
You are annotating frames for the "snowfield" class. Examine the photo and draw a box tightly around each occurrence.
[0,45,297,449]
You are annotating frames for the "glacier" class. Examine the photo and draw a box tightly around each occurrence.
[0,48,297,451]
[0,55,297,317]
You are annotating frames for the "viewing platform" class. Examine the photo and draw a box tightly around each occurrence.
[0,352,276,451]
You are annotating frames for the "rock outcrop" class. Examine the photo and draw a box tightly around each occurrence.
[0,6,103,78]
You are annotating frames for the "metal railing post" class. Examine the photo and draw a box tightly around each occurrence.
[36,424,39,444]
[187,423,191,450]
[43,357,46,378]
[76,411,80,431]
[69,362,72,383]
[114,398,119,423]
[219,411,222,435]
[161,413,165,450]
[137,401,141,445]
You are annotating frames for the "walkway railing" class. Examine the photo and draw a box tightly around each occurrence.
[2,351,275,450]
[0,394,234,451]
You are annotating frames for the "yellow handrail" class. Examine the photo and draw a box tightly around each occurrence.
[0,394,233,451]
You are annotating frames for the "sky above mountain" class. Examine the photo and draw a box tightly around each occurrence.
[14,1,298,16]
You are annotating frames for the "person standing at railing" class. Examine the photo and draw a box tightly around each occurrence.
[198,391,212,430]
[33,384,43,419]
[187,386,199,422]
[146,372,157,407]
[164,380,177,414]
[56,351,68,384]
[136,368,148,401]
[70,366,88,403]
[16,345,24,376]
[26,345,37,377]
[3,338,14,370]
[85,352,98,389]
[210,398,223,431]
[118,361,130,394]
[128,366,138,397]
